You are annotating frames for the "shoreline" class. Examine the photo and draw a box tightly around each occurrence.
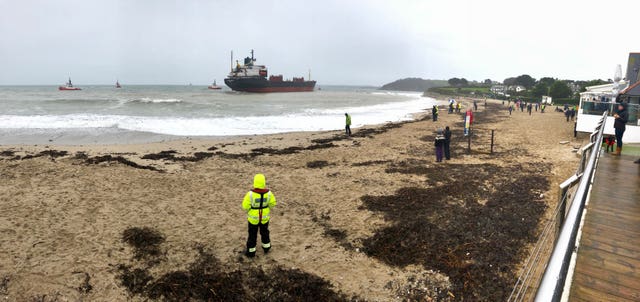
[0,97,437,154]
[0,98,585,301]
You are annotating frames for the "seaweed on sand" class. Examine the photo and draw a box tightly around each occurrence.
[121,227,166,260]
[85,155,162,172]
[361,162,550,301]
[116,229,358,301]
[141,150,214,162]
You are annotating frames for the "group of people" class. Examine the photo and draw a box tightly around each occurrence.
[563,104,577,122]
[448,99,462,113]
[434,126,452,162]
[506,100,546,115]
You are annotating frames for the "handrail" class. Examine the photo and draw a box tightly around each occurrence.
[534,111,608,301]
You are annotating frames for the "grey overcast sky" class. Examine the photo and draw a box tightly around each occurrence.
[1,0,639,86]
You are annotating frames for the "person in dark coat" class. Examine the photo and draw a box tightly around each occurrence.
[434,128,446,162]
[444,126,452,160]
[612,102,628,156]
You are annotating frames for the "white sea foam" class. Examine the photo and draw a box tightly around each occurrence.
[0,96,435,136]
[135,98,183,103]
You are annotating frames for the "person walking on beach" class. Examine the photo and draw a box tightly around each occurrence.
[444,126,452,160]
[473,100,478,111]
[508,105,513,116]
[432,105,439,121]
[456,102,462,113]
[612,102,628,156]
[243,174,277,258]
[345,113,352,136]
[527,103,532,115]
[535,102,539,112]
[434,128,446,162]
[541,104,546,113]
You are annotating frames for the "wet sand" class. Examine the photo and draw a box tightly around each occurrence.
[0,98,584,301]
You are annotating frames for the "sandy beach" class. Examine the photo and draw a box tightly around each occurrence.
[0,98,584,301]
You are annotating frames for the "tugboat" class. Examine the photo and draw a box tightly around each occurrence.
[208,80,222,90]
[225,50,316,92]
[58,77,81,91]
[116,80,121,88]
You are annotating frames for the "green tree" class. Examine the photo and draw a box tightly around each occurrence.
[448,77,468,87]
[483,79,492,85]
[577,79,609,92]
[515,74,536,89]
[549,81,572,98]
[532,83,548,97]
[503,77,517,86]
[538,77,555,87]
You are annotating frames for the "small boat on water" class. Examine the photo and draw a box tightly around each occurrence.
[116,80,121,88]
[208,80,222,90]
[58,77,81,91]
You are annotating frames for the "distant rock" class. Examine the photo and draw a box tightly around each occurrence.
[380,78,448,92]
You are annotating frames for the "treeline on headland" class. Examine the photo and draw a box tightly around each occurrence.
[379,78,448,92]
[380,76,612,105]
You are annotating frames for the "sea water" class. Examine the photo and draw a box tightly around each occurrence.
[0,85,435,144]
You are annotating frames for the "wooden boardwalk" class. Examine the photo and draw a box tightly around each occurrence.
[569,153,640,301]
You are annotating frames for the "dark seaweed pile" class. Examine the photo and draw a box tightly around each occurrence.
[121,227,166,261]
[116,227,357,301]
[6,149,69,160]
[361,162,550,301]
[351,160,392,167]
[85,155,162,172]
[141,150,214,162]
[307,160,330,169]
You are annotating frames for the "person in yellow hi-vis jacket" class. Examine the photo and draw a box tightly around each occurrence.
[242,174,277,257]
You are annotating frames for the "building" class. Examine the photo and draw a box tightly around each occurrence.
[576,53,640,143]
[507,85,527,92]
[490,85,506,94]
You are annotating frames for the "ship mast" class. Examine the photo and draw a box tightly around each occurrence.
[230,50,233,72]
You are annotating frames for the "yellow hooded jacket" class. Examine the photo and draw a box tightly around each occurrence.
[242,174,277,225]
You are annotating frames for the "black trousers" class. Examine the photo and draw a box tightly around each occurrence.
[345,125,351,136]
[246,222,270,250]
[615,128,625,148]
[444,141,451,160]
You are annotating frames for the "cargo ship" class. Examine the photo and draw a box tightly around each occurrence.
[224,50,315,93]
